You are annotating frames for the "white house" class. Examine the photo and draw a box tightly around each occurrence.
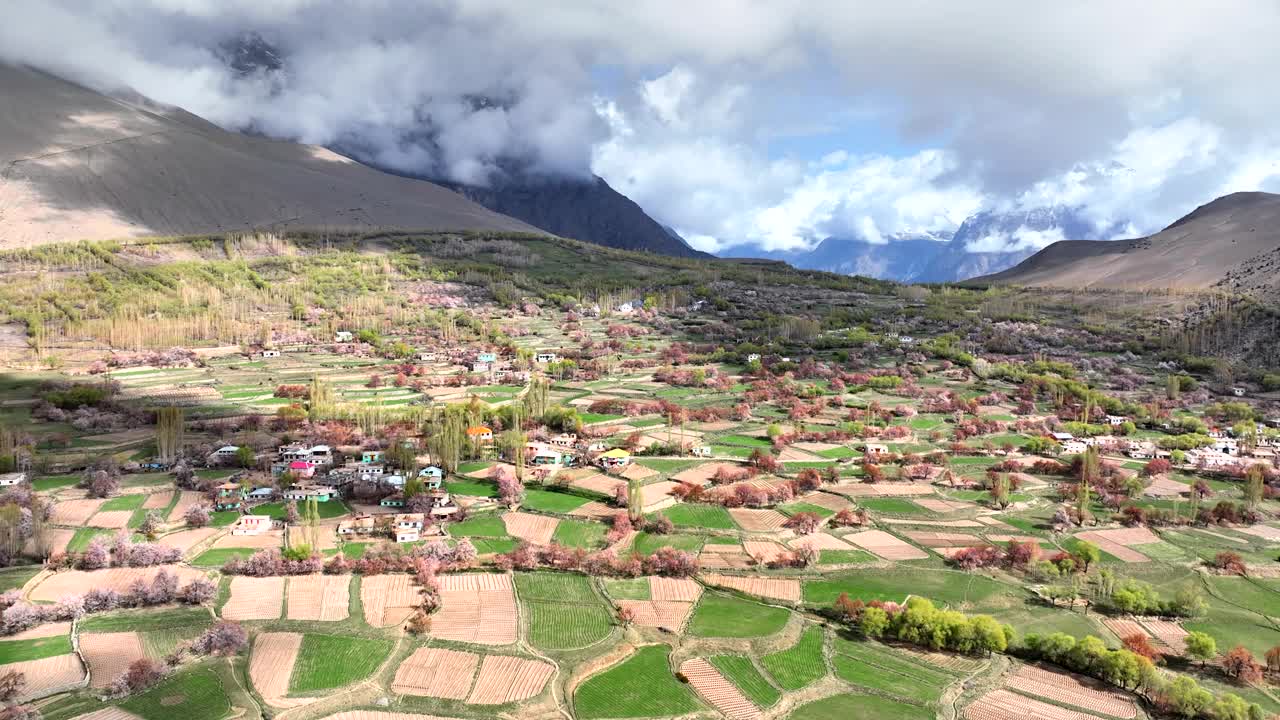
[476,352,497,364]
[1212,437,1239,455]
[615,302,635,315]
[1106,415,1127,426]
[1051,432,1075,442]
[550,433,578,448]
[418,352,437,362]
[261,349,281,358]
[209,445,240,461]
[863,443,889,457]
[1233,387,1247,397]
[0,472,26,487]
[334,331,354,342]
[898,335,916,345]
[746,353,761,364]
[691,445,712,458]
[230,515,273,536]
[1061,439,1089,455]
[471,361,492,373]
[535,352,558,363]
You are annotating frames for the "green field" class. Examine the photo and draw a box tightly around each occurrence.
[31,474,81,492]
[819,549,877,565]
[517,572,614,650]
[761,625,827,690]
[688,594,790,639]
[552,518,607,548]
[254,500,349,520]
[856,497,930,514]
[708,655,780,707]
[803,568,1008,608]
[192,548,259,567]
[574,645,700,719]
[0,566,40,592]
[659,503,736,530]
[450,514,509,537]
[521,489,592,513]
[789,693,934,720]
[832,653,946,704]
[0,634,73,663]
[631,532,703,556]
[79,606,214,633]
[288,634,394,693]
[444,479,499,497]
[603,577,650,600]
[120,665,231,720]
[100,493,148,511]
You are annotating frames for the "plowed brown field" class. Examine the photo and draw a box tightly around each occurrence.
[222,576,285,621]
[286,575,351,621]
[80,632,146,688]
[250,632,302,706]
[702,574,802,603]
[361,574,419,628]
[431,574,518,645]
[679,658,759,720]
[391,647,478,699]
[466,655,554,705]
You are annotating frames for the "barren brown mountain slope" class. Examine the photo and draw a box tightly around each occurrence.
[0,64,538,248]
[976,192,1280,300]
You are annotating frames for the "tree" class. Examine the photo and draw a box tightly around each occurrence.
[1074,541,1101,573]
[234,446,255,468]
[1163,676,1212,718]
[192,621,248,655]
[154,406,184,461]
[858,606,890,638]
[1243,464,1265,510]
[783,512,821,535]
[0,670,24,703]
[283,501,301,525]
[1222,646,1264,684]
[989,473,1011,509]
[137,511,162,540]
[1265,645,1280,674]
[184,504,210,528]
[1122,633,1162,662]
[1185,631,1217,666]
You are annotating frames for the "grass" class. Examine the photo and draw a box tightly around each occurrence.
[192,548,259,567]
[254,500,348,520]
[449,514,509,537]
[761,625,827,690]
[659,503,736,530]
[552,519,607,548]
[209,510,240,527]
[832,654,943,703]
[100,493,148,511]
[789,693,933,720]
[780,501,836,518]
[120,665,231,720]
[0,634,73,663]
[521,489,592,513]
[141,626,208,659]
[31,474,80,492]
[603,577,650,600]
[444,479,498,497]
[631,532,704,556]
[468,537,517,555]
[818,549,878,565]
[0,566,40,592]
[709,655,780,707]
[719,434,771,448]
[574,645,700,719]
[688,594,790,639]
[79,606,212,633]
[288,633,394,693]
[67,527,113,553]
[803,567,1008,607]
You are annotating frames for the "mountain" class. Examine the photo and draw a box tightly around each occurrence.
[719,206,1119,283]
[0,64,537,248]
[437,174,710,258]
[975,192,1280,300]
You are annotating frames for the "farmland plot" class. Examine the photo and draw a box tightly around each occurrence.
[431,573,518,645]
[964,689,1110,720]
[678,658,760,720]
[574,645,700,719]
[29,566,204,602]
[761,625,826,690]
[1005,664,1138,719]
[250,632,302,706]
[361,574,418,627]
[6,653,84,700]
[221,576,284,621]
[286,575,351,621]
[79,632,146,688]
[290,634,394,693]
[516,573,613,650]
[702,574,801,603]
[392,647,478,699]
[466,655,555,704]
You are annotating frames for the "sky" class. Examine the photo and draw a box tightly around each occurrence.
[4,0,1280,254]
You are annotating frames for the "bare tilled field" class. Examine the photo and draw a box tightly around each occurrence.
[48,499,103,525]
[830,482,934,497]
[142,491,174,510]
[166,491,207,522]
[671,462,742,485]
[72,709,146,720]
[80,631,146,688]
[9,653,85,700]
[431,574,518,645]
[319,714,461,720]
[742,540,789,564]
[649,576,702,602]
[615,600,694,630]
[568,472,626,497]
[222,576,285,621]
[29,566,205,602]
[788,532,852,552]
[212,529,284,549]
[1142,618,1189,653]
[157,527,218,554]
[503,511,559,546]
[1074,528,1159,564]
[965,688,1108,720]
[844,529,929,560]
[702,574,802,603]
[287,574,351,621]
[729,509,789,532]
[678,658,760,720]
[87,510,134,529]
[1006,664,1138,719]
[466,655,555,705]
[392,647,478,699]
[1101,618,1154,645]
[567,501,615,519]
[250,632,302,706]
[5,621,71,640]
[361,574,419,627]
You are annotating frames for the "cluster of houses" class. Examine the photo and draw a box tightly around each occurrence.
[1041,420,1280,470]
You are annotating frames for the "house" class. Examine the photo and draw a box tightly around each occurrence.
[209,445,241,462]
[616,302,635,315]
[361,450,384,464]
[472,361,492,373]
[427,491,460,517]
[418,466,444,481]
[550,433,578,448]
[384,474,405,488]
[1061,440,1089,455]
[334,331,354,342]
[587,441,607,453]
[380,493,406,508]
[215,482,246,511]
[597,448,632,469]
[466,426,494,443]
[246,487,275,502]
[395,513,426,530]
[230,515,273,536]
[358,464,385,481]
[1050,432,1074,442]
[691,445,712,458]
[395,526,420,543]
[1187,449,1237,469]
[898,336,916,345]
[337,515,379,536]
[863,443,889,458]
[1233,387,1247,397]
[1208,427,1227,439]
[535,352,558,363]
[261,349,281,358]
[477,352,497,364]
[1106,415,1127,427]
[528,443,572,466]
[0,472,25,487]
[1125,442,1157,460]
[746,353,761,364]
[283,485,334,502]
[1212,437,1239,456]
[286,461,316,479]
